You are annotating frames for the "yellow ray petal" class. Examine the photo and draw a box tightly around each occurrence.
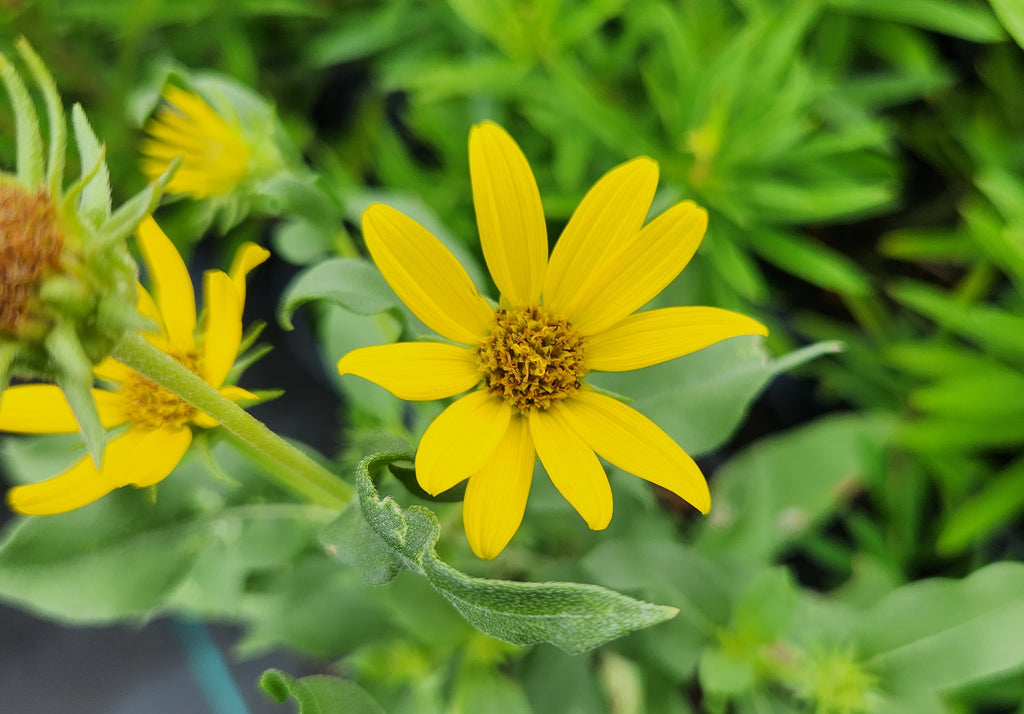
[463,415,534,559]
[569,201,708,336]
[363,204,494,345]
[559,390,710,513]
[190,386,261,429]
[93,357,133,384]
[529,405,612,530]
[7,455,118,515]
[6,426,192,515]
[229,242,270,306]
[108,426,193,487]
[200,270,242,389]
[415,390,512,496]
[586,307,768,371]
[544,157,659,317]
[0,385,126,434]
[338,342,482,401]
[469,121,547,306]
[136,216,197,352]
[136,282,165,337]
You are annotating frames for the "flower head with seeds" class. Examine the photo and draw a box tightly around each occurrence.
[0,39,173,463]
[0,217,269,515]
[338,122,768,559]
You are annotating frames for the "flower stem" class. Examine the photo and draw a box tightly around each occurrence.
[112,332,352,508]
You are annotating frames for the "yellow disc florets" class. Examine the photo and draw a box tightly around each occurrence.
[0,183,64,336]
[118,352,199,429]
[477,305,586,412]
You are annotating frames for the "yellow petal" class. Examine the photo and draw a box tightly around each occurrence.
[136,216,197,352]
[529,405,612,530]
[544,157,659,317]
[586,307,768,371]
[0,385,126,434]
[569,201,708,336]
[559,390,710,513]
[415,391,512,496]
[6,426,192,515]
[111,426,193,487]
[200,270,242,388]
[7,455,118,515]
[191,386,260,428]
[463,415,534,559]
[93,357,132,384]
[229,241,270,306]
[338,342,482,401]
[363,204,494,345]
[136,282,165,337]
[469,121,548,306]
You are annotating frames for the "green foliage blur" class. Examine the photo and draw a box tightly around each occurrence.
[2,0,1024,712]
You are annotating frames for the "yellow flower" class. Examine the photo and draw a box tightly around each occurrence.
[338,122,768,559]
[140,85,252,199]
[0,217,269,515]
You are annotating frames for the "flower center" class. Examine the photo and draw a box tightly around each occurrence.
[0,184,63,335]
[477,305,586,412]
[119,352,199,429]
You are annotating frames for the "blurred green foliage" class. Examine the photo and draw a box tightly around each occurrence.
[2,0,1024,712]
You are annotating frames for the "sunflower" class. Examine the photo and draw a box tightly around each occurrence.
[140,85,253,199]
[0,217,269,514]
[338,122,767,559]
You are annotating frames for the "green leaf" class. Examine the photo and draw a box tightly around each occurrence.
[747,228,872,296]
[911,366,1024,419]
[320,451,678,654]
[278,257,398,329]
[588,337,843,458]
[731,568,799,643]
[271,218,334,265]
[890,280,1024,362]
[452,673,533,714]
[989,0,1024,48]
[827,0,1005,41]
[858,562,1024,695]
[696,413,893,562]
[937,456,1024,555]
[260,669,385,714]
[0,446,334,622]
[0,48,44,187]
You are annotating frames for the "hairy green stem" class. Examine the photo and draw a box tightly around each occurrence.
[112,332,353,508]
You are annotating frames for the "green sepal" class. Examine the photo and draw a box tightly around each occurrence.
[0,45,43,187]
[47,321,106,467]
[16,38,66,198]
[93,156,179,253]
[260,669,385,714]
[70,104,112,227]
[321,449,679,654]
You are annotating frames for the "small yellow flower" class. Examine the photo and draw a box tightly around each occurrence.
[0,217,269,514]
[140,85,252,199]
[338,122,768,559]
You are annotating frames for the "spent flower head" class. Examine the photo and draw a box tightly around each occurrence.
[0,39,173,462]
[0,216,269,514]
[338,121,768,558]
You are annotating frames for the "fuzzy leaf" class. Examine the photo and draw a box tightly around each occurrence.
[260,669,385,714]
[278,258,398,329]
[321,451,678,654]
[0,49,44,187]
